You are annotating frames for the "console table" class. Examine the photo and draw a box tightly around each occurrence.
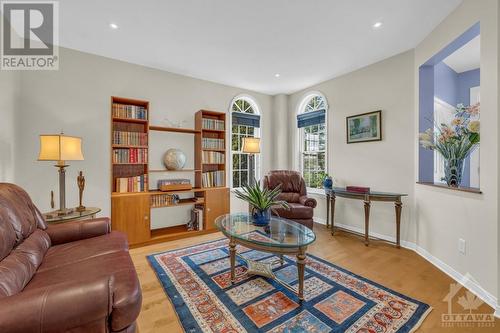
[325,188,407,248]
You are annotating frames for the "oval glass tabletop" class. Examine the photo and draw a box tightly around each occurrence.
[215,213,316,248]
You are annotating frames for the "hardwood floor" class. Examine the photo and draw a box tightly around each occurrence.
[130,223,499,332]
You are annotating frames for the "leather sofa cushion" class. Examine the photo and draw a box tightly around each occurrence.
[272,203,314,219]
[277,192,300,203]
[0,229,51,297]
[38,232,128,272]
[0,184,47,249]
[0,210,16,261]
[26,235,141,331]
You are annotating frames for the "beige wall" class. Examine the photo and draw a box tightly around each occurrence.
[0,70,19,183]
[414,0,499,306]
[15,47,274,224]
[288,50,416,244]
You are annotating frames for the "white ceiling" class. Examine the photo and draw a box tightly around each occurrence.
[443,35,480,73]
[59,0,462,95]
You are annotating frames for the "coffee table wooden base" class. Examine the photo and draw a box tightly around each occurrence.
[228,236,308,301]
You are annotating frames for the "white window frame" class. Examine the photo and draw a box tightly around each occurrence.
[296,92,328,192]
[229,95,261,189]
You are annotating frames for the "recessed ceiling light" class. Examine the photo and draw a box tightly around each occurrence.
[274,73,280,78]
[373,22,383,29]
[109,23,118,30]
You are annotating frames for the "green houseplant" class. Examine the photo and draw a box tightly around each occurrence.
[234,180,289,226]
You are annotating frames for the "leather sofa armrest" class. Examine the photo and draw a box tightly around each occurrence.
[46,217,111,245]
[0,276,113,333]
[299,196,317,208]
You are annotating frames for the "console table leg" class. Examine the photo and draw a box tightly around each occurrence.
[229,238,236,283]
[364,200,370,246]
[297,248,306,302]
[326,193,330,229]
[395,199,402,249]
[330,195,336,236]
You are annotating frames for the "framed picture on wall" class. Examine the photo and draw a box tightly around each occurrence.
[346,110,382,143]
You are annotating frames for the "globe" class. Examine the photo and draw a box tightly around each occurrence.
[163,149,187,170]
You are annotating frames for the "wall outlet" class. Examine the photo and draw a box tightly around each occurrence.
[458,238,466,255]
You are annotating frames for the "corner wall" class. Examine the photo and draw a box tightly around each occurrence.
[0,70,20,182]
[414,0,498,307]
[288,50,416,245]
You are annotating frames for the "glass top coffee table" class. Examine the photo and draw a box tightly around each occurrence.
[215,213,316,301]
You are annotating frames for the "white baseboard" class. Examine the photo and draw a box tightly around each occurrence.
[313,218,499,317]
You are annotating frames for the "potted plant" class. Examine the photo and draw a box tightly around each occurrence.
[419,103,480,187]
[234,180,289,226]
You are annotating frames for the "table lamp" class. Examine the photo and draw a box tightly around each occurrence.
[242,137,260,154]
[38,133,84,215]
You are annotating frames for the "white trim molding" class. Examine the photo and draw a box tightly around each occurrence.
[313,217,499,317]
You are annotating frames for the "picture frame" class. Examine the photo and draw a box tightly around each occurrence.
[346,110,382,144]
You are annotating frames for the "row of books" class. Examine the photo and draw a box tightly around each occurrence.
[112,103,148,120]
[187,206,204,231]
[202,171,224,188]
[115,175,148,193]
[202,151,225,164]
[113,131,148,146]
[202,118,224,131]
[150,193,177,207]
[202,138,224,150]
[112,148,148,164]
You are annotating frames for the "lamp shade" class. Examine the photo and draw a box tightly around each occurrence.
[38,134,84,161]
[242,137,260,154]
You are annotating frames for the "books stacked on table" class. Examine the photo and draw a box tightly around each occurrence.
[346,186,370,194]
[158,179,192,191]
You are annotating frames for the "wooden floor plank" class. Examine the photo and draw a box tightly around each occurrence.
[130,223,499,332]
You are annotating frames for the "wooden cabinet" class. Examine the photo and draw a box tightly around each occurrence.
[204,188,230,230]
[111,194,150,245]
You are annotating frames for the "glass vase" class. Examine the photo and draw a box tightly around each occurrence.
[444,157,465,187]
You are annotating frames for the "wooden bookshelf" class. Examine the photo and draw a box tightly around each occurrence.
[195,110,227,189]
[111,97,149,194]
[111,102,229,247]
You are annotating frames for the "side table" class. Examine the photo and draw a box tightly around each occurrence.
[43,207,101,224]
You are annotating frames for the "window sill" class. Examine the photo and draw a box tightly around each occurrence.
[416,182,482,194]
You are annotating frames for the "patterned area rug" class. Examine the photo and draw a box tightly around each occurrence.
[147,235,431,332]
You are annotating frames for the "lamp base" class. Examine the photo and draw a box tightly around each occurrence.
[57,207,74,216]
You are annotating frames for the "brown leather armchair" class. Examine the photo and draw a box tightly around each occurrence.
[263,170,317,229]
[0,183,141,333]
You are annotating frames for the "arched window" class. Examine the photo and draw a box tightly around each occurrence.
[230,96,261,188]
[297,93,327,189]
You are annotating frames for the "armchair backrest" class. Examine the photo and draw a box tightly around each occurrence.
[0,183,50,297]
[263,170,306,203]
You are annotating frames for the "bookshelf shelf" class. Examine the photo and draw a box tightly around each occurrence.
[151,198,205,209]
[112,117,148,124]
[112,144,148,149]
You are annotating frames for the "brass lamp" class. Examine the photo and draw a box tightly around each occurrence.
[38,134,84,215]
[242,137,260,154]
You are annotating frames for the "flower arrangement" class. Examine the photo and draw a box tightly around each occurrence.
[419,103,480,187]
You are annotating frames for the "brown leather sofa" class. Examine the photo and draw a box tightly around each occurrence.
[0,183,141,333]
[263,170,317,229]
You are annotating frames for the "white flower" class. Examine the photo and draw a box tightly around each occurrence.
[468,120,480,133]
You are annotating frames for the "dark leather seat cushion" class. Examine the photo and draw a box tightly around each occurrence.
[24,233,141,332]
[273,203,314,219]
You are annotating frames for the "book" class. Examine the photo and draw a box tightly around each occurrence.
[346,186,370,194]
